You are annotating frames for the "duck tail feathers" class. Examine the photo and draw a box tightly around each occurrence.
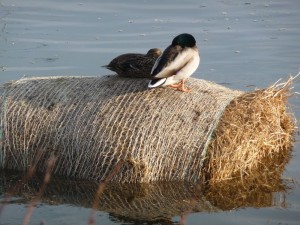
[148,78,167,88]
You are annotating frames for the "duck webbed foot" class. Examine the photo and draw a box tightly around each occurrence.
[168,79,191,92]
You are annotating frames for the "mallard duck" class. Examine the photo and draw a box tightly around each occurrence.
[102,48,162,78]
[148,33,200,92]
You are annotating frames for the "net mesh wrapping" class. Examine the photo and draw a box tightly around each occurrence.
[1,76,243,182]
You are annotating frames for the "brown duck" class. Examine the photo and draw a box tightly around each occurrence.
[102,48,162,78]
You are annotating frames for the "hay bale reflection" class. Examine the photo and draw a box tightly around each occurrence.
[0,168,290,222]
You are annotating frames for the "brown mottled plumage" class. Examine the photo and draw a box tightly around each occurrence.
[102,48,162,78]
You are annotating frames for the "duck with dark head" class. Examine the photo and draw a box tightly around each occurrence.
[148,33,200,92]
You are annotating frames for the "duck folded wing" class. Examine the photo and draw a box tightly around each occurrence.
[151,46,194,79]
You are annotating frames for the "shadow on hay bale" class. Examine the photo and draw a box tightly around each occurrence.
[0,75,297,183]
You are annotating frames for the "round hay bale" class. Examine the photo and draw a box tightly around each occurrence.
[0,76,296,183]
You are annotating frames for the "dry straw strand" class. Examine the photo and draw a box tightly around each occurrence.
[206,74,298,183]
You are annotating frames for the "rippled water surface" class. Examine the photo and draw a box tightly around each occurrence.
[0,0,300,224]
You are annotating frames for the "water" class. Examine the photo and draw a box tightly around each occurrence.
[0,0,300,224]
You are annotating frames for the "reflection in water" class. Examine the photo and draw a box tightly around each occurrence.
[0,168,290,225]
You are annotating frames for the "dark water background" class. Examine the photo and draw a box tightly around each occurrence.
[0,0,300,224]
